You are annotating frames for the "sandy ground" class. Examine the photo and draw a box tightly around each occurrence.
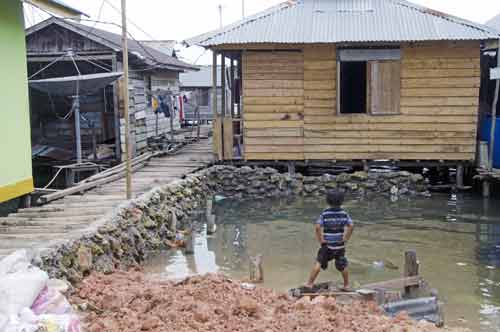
[72,270,469,332]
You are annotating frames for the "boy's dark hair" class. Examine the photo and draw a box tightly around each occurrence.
[326,190,344,207]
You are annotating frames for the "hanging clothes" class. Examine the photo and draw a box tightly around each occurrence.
[155,95,170,118]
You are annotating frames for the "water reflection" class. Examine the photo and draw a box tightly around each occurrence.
[144,193,500,331]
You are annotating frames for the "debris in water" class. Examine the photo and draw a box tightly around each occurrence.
[214,195,226,202]
[456,262,467,267]
[72,270,470,332]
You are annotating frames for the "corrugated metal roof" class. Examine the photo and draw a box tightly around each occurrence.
[180,66,221,88]
[187,0,499,47]
[27,18,198,71]
[487,14,500,33]
[141,40,177,57]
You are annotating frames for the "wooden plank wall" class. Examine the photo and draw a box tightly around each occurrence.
[239,41,480,161]
[243,51,305,160]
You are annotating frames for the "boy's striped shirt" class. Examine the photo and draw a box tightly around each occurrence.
[316,208,353,250]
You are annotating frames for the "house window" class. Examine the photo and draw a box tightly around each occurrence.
[338,49,401,115]
[340,61,367,114]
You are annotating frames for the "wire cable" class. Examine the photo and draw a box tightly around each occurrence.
[103,0,157,40]
[28,53,67,79]
[74,54,112,72]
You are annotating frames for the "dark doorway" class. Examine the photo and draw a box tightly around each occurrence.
[340,61,367,114]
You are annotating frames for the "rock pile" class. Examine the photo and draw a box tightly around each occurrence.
[35,166,428,283]
[207,166,427,199]
[72,271,467,332]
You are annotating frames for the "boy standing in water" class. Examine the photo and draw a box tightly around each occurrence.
[305,190,354,291]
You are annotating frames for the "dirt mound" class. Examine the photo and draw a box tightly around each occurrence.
[72,270,466,332]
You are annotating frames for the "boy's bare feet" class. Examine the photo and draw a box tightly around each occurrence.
[339,285,354,292]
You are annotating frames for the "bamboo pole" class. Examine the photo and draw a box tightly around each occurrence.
[121,0,132,199]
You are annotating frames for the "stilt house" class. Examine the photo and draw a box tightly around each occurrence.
[26,18,197,166]
[0,0,84,203]
[187,0,499,167]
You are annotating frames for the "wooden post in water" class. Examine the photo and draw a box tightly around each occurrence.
[184,229,194,255]
[206,198,213,218]
[170,209,177,233]
[404,250,419,297]
[249,254,264,283]
[456,164,464,188]
[207,214,217,235]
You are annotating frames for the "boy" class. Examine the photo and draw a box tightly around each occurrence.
[305,190,354,291]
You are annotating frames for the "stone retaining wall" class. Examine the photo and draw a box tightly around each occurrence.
[36,166,427,283]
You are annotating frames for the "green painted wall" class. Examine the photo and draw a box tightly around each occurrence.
[0,0,34,202]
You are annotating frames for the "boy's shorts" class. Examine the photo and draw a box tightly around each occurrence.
[316,245,348,271]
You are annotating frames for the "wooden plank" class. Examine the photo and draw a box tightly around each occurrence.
[401,88,479,97]
[246,137,304,145]
[245,51,303,61]
[245,72,304,80]
[369,60,400,115]
[402,58,480,69]
[304,99,336,108]
[303,46,336,60]
[245,80,303,89]
[244,89,304,97]
[402,77,481,88]
[401,107,478,115]
[304,70,336,81]
[304,152,474,160]
[302,144,475,153]
[245,65,303,74]
[303,115,477,124]
[245,120,304,129]
[304,123,476,132]
[362,276,422,290]
[304,60,336,70]
[213,118,223,160]
[304,90,335,100]
[400,97,478,107]
[245,128,303,137]
[304,130,475,139]
[244,96,304,105]
[223,117,233,160]
[245,152,304,160]
[304,137,474,146]
[402,45,479,59]
[304,108,336,115]
[246,145,304,153]
[401,68,480,78]
[304,80,336,90]
[245,105,304,113]
[244,113,304,121]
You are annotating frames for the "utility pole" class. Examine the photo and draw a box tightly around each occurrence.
[121,0,132,199]
[242,0,245,19]
[218,4,223,28]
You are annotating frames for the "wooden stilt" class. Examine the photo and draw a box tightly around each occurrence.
[483,180,491,198]
[206,198,213,214]
[456,164,464,188]
[206,214,217,235]
[184,229,194,255]
[287,161,296,175]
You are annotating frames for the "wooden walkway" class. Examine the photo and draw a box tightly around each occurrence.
[0,137,214,259]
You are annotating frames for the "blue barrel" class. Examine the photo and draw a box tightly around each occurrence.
[480,116,500,168]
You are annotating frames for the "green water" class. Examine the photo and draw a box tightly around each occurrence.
[144,194,500,331]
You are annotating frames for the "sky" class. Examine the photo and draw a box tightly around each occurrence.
[25,0,500,65]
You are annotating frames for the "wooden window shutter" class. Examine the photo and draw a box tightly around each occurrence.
[368,60,401,115]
